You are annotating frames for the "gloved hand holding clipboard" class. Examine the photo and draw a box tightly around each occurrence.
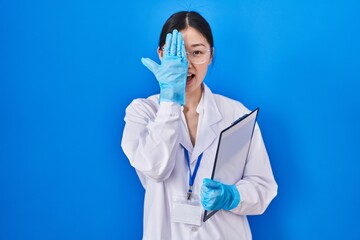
[203,108,259,222]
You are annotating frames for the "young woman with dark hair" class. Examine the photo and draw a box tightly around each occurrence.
[121,11,277,239]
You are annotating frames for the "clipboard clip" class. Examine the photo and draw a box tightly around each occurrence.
[231,113,249,125]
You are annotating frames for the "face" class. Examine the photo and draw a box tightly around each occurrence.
[158,26,213,97]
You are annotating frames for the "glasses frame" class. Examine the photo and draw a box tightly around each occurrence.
[186,49,212,65]
[160,47,212,65]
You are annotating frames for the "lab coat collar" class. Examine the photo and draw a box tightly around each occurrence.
[181,84,222,163]
[195,89,204,115]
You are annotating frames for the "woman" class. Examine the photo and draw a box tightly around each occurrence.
[121,11,277,239]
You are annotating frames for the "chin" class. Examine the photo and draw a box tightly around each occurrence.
[186,79,203,93]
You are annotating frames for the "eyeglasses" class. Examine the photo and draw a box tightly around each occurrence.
[161,47,212,65]
[186,49,211,64]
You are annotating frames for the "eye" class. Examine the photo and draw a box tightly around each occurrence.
[192,50,203,56]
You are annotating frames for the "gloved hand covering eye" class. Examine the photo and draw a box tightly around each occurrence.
[200,178,240,211]
[141,29,188,105]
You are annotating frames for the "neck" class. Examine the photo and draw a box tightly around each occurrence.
[184,85,203,111]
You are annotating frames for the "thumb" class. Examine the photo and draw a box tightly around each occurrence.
[203,178,222,189]
[141,57,159,73]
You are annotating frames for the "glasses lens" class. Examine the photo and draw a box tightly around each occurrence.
[187,49,210,64]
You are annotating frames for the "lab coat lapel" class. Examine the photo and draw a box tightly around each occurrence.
[179,111,193,153]
[191,85,222,163]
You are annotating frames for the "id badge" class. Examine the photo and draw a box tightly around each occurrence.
[171,195,202,226]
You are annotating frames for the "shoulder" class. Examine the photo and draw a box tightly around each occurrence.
[205,85,250,116]
[213,93,248,110]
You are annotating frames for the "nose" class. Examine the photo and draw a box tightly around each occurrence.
[186,55,195,67]
[187,59,194,69]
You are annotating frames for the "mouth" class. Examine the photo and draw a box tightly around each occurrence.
[187,73,195,82]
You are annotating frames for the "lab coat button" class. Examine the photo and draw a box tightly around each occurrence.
[191,227,198,232]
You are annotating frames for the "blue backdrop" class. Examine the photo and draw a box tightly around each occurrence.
[1,0,359,239]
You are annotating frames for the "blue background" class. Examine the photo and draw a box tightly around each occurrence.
[1,0,359,239]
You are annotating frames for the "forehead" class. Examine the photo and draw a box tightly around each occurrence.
[180,27,209,48]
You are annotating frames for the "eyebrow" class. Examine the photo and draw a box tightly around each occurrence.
[190,43,206,47]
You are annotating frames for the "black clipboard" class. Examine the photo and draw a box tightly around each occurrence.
[203,108,259,222]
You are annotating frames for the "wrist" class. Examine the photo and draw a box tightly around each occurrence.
[159,84,185,105]
[224,185,240,210]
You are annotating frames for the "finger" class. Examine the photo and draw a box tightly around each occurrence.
[181,39,187,61]
[205,189,219,199]
[201,193,211,206]
[163,33,172,56]
[203,178,221,188]
[200,185,209,197]
[201,200,210,209]
[170,29,178,56]
[202,200,211,209]
[202,197,216,210]
[141,57,159,73]
[177,32,183,57]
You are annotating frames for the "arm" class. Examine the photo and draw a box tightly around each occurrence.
[121,100,182,182]
[231,124,278,215]
[201,124,277,215]
[121,29,188,183]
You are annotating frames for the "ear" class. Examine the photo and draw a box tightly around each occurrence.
[157,47,163,61]
[208,47,214,65]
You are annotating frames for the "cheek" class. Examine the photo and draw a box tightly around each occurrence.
[194,66,208,81]
[198,65,209,76]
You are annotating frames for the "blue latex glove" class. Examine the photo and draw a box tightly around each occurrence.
[141,29,188,105]
[200,178,240,211]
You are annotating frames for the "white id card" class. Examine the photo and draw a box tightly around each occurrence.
[171,195,202,226]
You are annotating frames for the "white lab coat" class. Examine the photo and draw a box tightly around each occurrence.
[121,84,277,240]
